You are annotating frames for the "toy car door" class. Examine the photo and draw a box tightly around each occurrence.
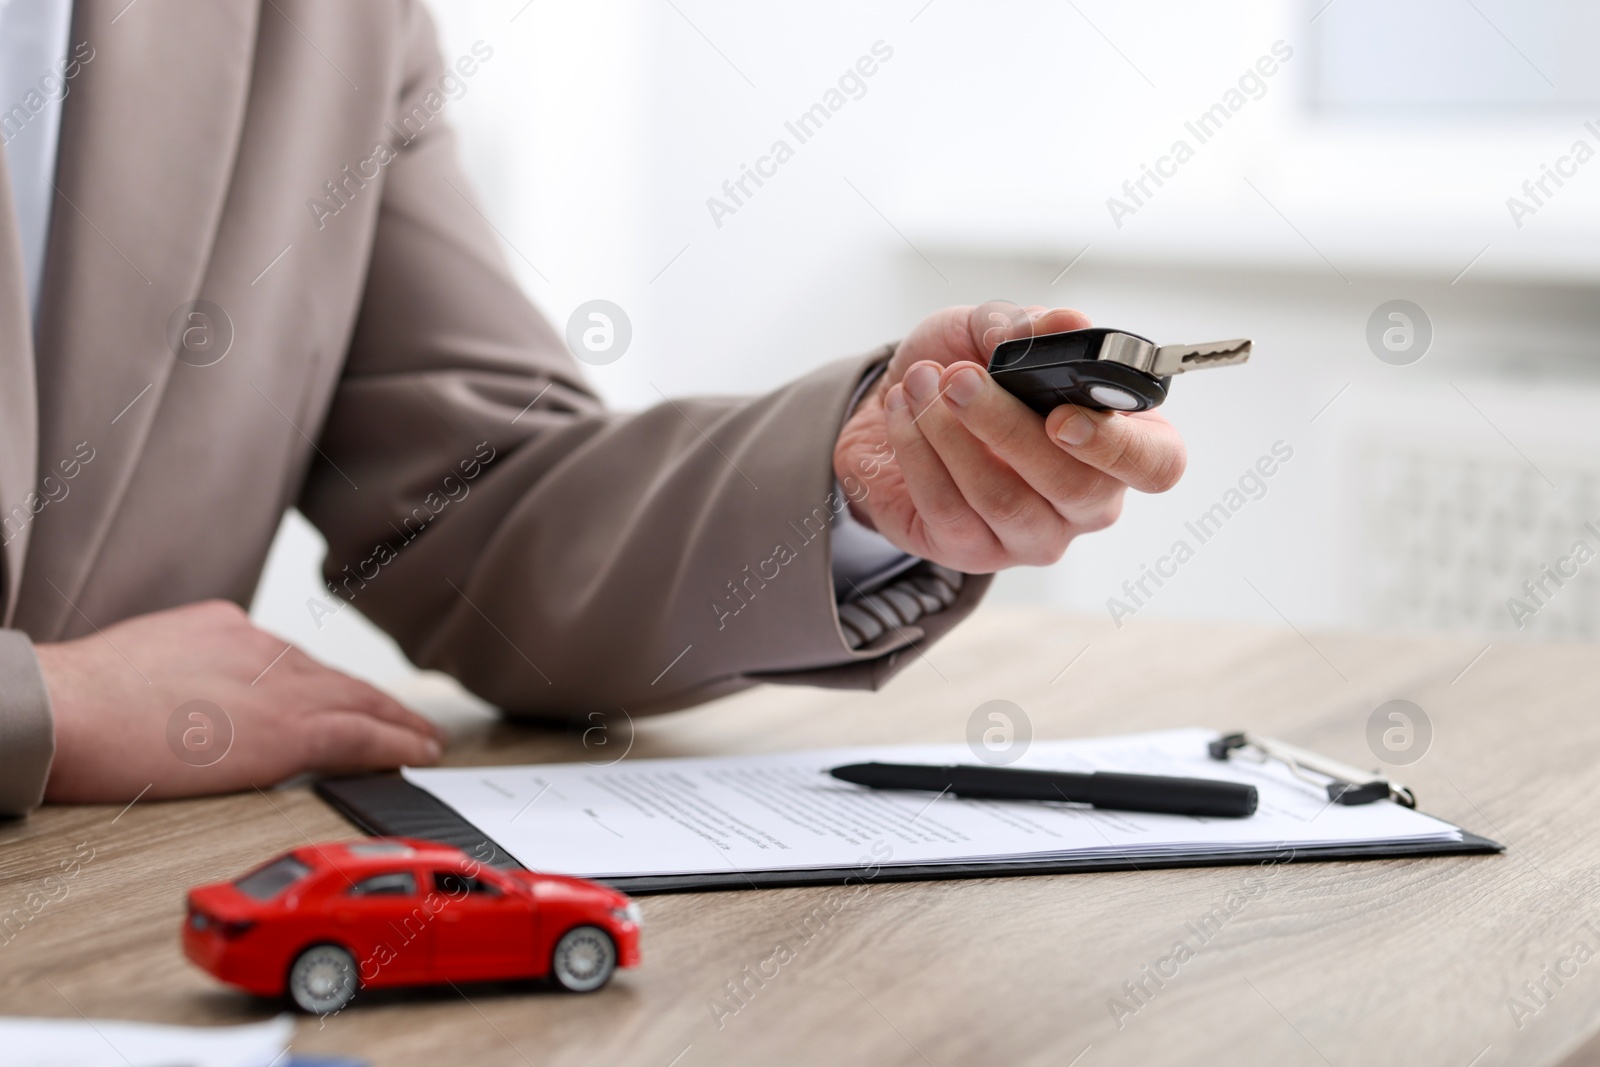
[428,867,537,981]
[331,868,431,986]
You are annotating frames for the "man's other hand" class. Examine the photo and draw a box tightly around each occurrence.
[38,600,444,803]
[834,305,1188,573]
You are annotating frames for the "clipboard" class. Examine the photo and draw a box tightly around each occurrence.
[314,730,1502,895]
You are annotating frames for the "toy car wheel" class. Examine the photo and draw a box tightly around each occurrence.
[550,925,616,992]
[288,944,359,1014]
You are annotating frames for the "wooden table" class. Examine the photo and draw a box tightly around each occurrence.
[6,606,1600,1067]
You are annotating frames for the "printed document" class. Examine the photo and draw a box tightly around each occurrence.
[403,728,1459,879]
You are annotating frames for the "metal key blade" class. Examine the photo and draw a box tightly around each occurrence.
[1151,338,1252,377]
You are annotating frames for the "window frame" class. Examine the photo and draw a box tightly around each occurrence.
[346,869,420,898]
[431,868,506,899]
[233,855,314,901]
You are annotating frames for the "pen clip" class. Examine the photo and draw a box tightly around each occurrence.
[1207,732,1416,808]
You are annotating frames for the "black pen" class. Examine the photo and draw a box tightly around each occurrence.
[828,762,1258,818]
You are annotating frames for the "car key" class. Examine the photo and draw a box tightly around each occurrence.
[988,327,1251,414]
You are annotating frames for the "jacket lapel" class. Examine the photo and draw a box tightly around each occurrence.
[0,145,38,625]
[17,0,258,637]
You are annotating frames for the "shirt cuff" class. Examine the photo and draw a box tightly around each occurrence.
[830,492,920,599]
[836,564,965,651]
[0,629,55,816]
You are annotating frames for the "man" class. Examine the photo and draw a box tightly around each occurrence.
[0,0,1185,815]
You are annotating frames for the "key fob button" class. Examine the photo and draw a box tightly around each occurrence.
[1087,384,1141,411]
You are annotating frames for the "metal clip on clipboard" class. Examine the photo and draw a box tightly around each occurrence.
[1208,732,1417,809]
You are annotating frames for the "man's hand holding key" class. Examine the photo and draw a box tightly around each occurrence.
[832,304,1191,574]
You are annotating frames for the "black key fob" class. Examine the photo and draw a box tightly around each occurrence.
[989,327,1251,414]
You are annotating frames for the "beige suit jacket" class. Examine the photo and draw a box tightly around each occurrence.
[0,0,988,815]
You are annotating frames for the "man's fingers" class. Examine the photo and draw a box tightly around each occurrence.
[328,677,446,742]
[939,362,1128,526]
[1024,306,1093,340]
[274,650,446,742]
[1046,405,1187,494]
[303,711,442,774]
[906,363,1070,566]
[884,373,1002,562]
[968,304,1092,365]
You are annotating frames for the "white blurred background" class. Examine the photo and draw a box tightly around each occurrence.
[251,0,1600,688]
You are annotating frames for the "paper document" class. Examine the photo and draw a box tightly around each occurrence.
[3,1014,292,1067]
[402,728,1461,879]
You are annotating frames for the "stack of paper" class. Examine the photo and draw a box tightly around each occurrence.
[403,728,1463,879]
[4,1015,293,1067]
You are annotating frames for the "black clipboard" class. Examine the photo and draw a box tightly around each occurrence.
[314,773,1503,896]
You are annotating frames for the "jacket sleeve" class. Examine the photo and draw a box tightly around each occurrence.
[0,629,54,815]
[297,2,989,720]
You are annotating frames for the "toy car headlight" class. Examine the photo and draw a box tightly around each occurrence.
[613,902,642,926]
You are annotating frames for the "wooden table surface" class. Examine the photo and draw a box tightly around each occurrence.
[5,605,1600,1067]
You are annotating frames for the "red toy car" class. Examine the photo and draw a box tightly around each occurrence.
[183,839,641,1013]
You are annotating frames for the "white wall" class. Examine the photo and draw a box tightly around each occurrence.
[250,0,1600,684]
